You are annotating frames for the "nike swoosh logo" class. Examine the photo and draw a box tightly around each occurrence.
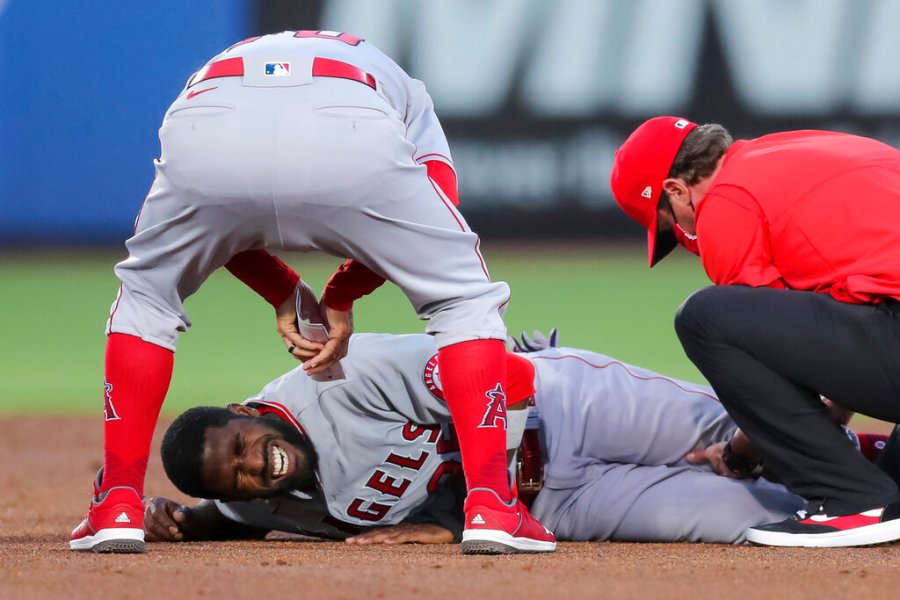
[186,86,218,99]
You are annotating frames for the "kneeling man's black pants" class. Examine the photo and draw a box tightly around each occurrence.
[675,285,900,515]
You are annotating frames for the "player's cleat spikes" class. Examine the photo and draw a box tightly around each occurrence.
[746,501,900,547]
[460,488,556,554]
[70,484,145,553]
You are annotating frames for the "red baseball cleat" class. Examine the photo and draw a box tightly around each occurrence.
[70,482,145,553]
[746,501,900,547]
[460,488,557,554]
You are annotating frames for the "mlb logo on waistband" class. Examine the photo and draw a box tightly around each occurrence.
[265,62,291,76]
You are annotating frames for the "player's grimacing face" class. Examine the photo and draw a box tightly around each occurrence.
[201,416,314,500]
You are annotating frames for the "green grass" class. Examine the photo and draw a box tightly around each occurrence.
[0,243,712,414]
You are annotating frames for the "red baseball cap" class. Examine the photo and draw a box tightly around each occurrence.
[610,116,697,267]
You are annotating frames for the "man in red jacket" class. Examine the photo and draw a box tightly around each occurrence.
[610,116,900,547]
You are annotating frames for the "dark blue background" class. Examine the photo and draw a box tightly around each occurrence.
[4,1,898,245]
[0,1,249,244]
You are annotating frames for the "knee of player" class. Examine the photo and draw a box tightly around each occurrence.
[481,280,511,306]
[674,286,723,343]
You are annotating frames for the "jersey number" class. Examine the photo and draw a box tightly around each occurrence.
[294,30,363,46]
[227,31,364,54]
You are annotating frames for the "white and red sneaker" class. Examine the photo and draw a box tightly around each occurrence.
[746,502,900,547]
[70,484,145,553]
[460,488,556,554]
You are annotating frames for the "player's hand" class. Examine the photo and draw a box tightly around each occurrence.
[144,497,200,542]
[303,305,352,375]
[685,442,744,479]
[344,523,453,545]
[276,288,325,361]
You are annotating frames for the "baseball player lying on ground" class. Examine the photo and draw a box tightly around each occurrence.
[144,332,895,546]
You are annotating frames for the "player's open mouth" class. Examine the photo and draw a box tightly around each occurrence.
[271,444,290,479]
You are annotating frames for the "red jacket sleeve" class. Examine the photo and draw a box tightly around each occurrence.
[225,249,300,307]
[321,259,386,311]
[696,187,787,289]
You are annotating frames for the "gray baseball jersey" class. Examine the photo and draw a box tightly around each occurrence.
[108,31,507,352]
[216,334,804,544]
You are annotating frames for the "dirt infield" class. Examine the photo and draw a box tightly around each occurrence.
[3,416,899,600]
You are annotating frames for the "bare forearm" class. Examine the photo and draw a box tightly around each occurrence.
[145,498,268,542]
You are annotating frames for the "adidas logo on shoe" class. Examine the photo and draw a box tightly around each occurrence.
[70,485,145,553]
[461,488,557,554]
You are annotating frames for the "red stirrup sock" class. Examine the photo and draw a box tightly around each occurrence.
[438,339,512,503]
[100,333,174,497]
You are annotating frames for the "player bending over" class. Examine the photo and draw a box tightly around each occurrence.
[144,332,894,547]
[71,30,549,555]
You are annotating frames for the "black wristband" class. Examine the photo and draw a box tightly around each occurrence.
[722,441,763,476]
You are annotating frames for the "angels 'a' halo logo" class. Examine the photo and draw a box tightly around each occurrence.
[423,353,444,399]
[103,380,121,421]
